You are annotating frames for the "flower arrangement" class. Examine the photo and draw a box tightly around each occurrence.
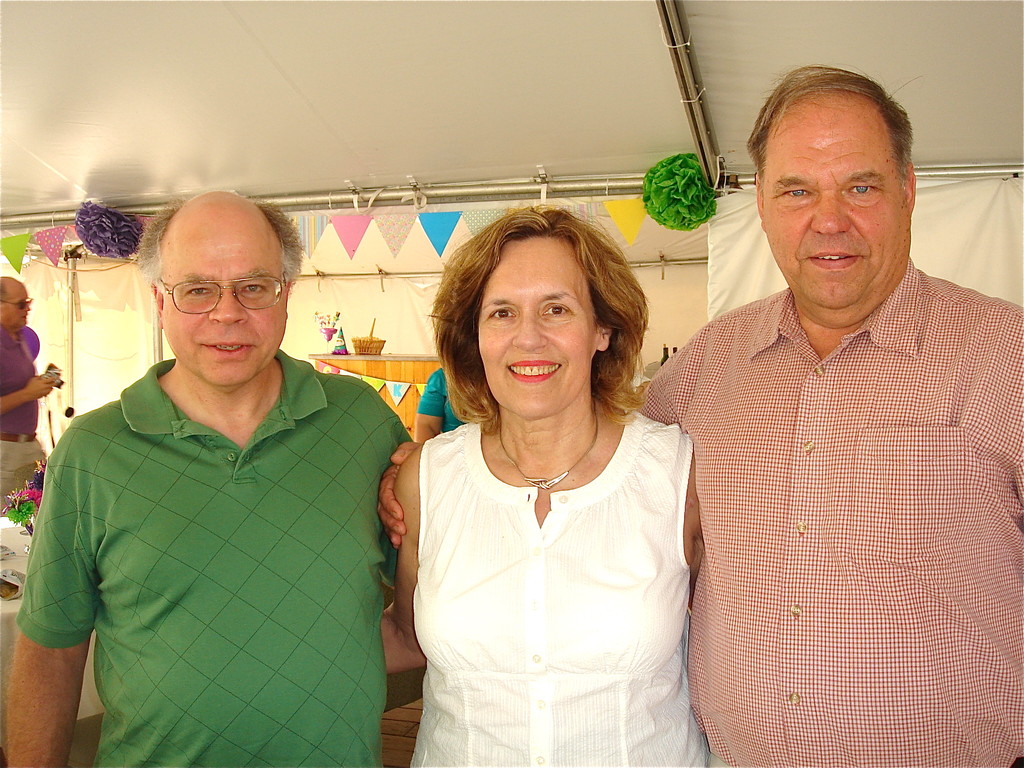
[2,460,45,535]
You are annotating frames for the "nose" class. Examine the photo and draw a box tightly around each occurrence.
[206,286,247,322]
[513,313,545,351]
[810,192,852,235]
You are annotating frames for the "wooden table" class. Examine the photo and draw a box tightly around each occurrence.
[310,355,441,434]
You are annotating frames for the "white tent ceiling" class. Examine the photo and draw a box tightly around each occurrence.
[2,0,1022,227]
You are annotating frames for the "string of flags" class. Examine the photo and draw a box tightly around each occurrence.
[4,199,653,273]
[314,361,426,406]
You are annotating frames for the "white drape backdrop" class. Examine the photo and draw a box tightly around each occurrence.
[707,176,1023,317]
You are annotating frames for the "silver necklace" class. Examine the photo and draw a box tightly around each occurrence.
[498,418,600,491]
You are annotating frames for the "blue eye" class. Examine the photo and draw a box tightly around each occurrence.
[853,185,870,194]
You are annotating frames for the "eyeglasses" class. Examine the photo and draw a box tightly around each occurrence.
[162,277,284,314]
[1,299,32,310]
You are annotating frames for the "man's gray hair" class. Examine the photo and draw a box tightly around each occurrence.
[747,65,914,181]
[135,194,304,285]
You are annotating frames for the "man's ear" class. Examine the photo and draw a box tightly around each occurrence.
[754,173,768,233]
[903,164,917,213]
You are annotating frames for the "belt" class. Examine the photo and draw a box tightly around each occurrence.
[0,432,36,443]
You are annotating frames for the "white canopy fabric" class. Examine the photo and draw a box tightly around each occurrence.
[707,177,1024,317]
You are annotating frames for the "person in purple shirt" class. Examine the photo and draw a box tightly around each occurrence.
[0,277,54,496]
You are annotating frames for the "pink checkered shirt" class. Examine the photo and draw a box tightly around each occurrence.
[644,265,1023,767]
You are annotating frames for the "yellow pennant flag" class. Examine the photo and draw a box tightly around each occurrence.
[603,199,647,245]
[2,233,31,272]
[361,375,385,392]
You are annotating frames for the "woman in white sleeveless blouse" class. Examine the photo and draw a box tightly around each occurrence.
[383,208,708,767]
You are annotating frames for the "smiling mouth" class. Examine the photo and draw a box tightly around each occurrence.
[509,364,559,376]
[212,344,244,351]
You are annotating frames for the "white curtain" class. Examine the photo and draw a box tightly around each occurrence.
[707,176,1023,318]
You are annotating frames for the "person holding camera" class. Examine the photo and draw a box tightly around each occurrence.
[0,276,55,496]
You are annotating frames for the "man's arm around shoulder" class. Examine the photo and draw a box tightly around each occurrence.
[5,634,90,767]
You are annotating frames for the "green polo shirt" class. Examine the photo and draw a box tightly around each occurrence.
[19,352,408,767]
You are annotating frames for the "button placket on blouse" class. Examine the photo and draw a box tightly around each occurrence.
[527,679,554,766]
[522,489,552,763]
[524,520,547,674]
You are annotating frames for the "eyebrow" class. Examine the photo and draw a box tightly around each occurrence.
[176,269,276,283]
[772,170,888,192]
[482,290,573,306]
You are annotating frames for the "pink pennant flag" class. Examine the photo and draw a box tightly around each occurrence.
[331,215,374,259]
[375,214,418,258]
[32,226,69,266]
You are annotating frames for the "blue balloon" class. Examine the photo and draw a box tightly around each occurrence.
[22,326,40,360]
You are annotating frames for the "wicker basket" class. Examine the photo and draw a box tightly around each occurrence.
[351,336,386,355]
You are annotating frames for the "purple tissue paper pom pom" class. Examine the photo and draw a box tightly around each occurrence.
[75,201,144,259]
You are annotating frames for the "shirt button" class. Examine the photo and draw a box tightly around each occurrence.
[536,758,546,766]
[790,604,803,617]
[531,547,542,557]
[536,700,546,709]
[813,366,825,377]
[532,654,542,664]
[558,494,569,504]
[789,692,801,705]
[795,521,808,534]
[226,452,237,461]
[802,440,815,454]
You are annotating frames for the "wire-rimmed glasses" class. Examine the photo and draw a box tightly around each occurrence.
[162,277,284,314]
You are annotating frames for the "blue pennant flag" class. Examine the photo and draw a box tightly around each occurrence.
[418,212,462,257]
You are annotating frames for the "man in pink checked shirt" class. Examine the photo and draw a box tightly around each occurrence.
[381,65,1022,767]
[642,66,1022,767]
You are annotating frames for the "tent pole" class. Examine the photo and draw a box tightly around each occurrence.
[151,300,164,365]
[654,0,721,188]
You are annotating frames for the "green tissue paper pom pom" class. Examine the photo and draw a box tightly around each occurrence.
[643,153,717,231]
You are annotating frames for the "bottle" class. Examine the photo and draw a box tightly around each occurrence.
[660,345,669,366]
[672,346,678,355]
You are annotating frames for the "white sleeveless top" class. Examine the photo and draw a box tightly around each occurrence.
[413,414,708,767]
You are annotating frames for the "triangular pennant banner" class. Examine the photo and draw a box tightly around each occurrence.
[317,361,360,378]
[418,211,462,257]
[603,198,647,245]
[386,381,412,405]
[331,215,374,259]
[566,202,599,222]
[416,383,426,396]
[461,208,505,235]
[32,226,68,266]
[375,214,418,258]
[1,233,31,272]
[292,214,329,258]
[361,375,385,392]
[314,361,340,374]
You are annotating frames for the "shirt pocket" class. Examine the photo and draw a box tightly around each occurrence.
[849,425,970,564]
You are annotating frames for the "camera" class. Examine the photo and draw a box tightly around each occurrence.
[41,363,64,389]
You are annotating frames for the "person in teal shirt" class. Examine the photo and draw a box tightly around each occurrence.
[414,367,464,441]
[8,192,408,767]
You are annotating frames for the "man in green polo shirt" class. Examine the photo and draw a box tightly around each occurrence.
[6,192,408,767]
